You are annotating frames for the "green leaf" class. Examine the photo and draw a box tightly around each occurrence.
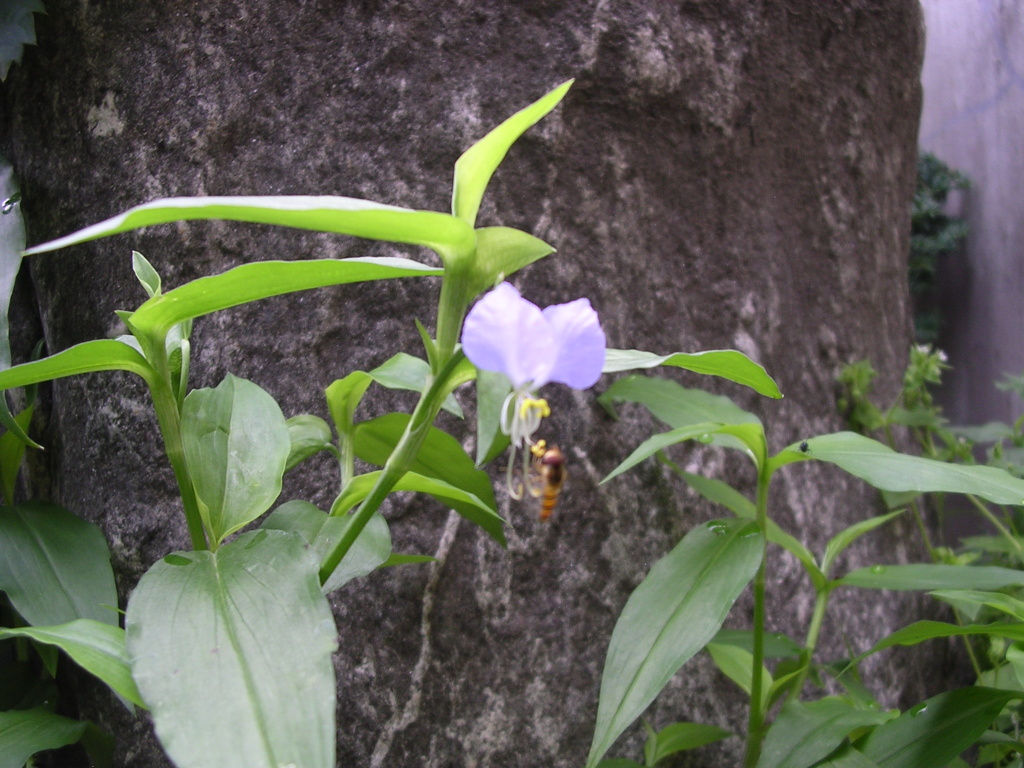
[452,80,573,226]
[647,722,733,764]
[707,642,772,710]
[131,251,161,297]
[0,708,86,768]
[821,510,905,577]
[0,620,142,707]
[330,469,506,546]
[325,371,373,438]
[771,432,1024,505]
[0,501,118,626]
[181,375,290,544]
[263,500,394,592]
[464,226,555,298]
[0,158,24,369]
[602,423,725,485]
[602,348,782,399]
[128,256,442,336]
[474,368,511,467]
[838,563,1024,592]
[599,376,762,429]
[24,196,476,265]
[930,589,1024,622]
[369,353,463,418]
[0,402,32,504]
[711,628,803,659]
[857,687,1020,768]
[586,518,763,768]
[0,339,156,394]
[854,621,1024,663]
[756,697,893,768]
[353,413,497,517]
[125,530,337,768]
[596,761,644,768]
[284,415,335,471]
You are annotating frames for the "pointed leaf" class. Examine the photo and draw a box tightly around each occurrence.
[325,371,373,438]
[330,469,505,545]
[602,348,782,398]
[599,376,762,429]
[854,621,1024,664]
[821,510,905,577]
[772,432,1024,505]
[452,80,572,226]
[838,563,1024,592]
[756,697,892,768]
[314,512,391,593]
[132,251,161,297]
[649,722,733,763]
[586,518,763,768]
[707,642,772,710]
[0,620,142,706]
[24,196,475,264]
[0,158,24,370]
[711,629,803,659]
[353,413,497,517]
[0,501,118,626]
[928,589,1024,622]
[369,353,463,417]
[125,530,337,768]
[0,339,156,392]
[465,226,555,296]
[857,687,1020,768]
[181,376,290,544]
[601,423,733,485]
[129,256,442,336]
[0,403,32,504]
[0,708,86,768]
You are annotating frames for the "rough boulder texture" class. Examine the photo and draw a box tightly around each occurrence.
[3,2,936,766]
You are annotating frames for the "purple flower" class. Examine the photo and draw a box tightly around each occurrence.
[462,282,605,455]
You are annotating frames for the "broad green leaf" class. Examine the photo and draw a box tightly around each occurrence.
[285,414,335,471]
[854,621,1024,663]
[0,708,86,768]
[857,687,1020,768]
[586,518,763,768]
[125,530,337,768]
[929,589,1024,622]
[838,563,1024,592]
[475,368,510,467]
[821,510,905,577]
[950,422,1014,443]
[711,629,803,659]
[129,256,443,336]
[325,371,373,438]
[24,196,476,265]
[452,80,573,226]
[353,413,497,516]
[464,226,555,297]
[369,352,463,418]
[756,697,892,768]
[771,432,1024,506]
[0,620,142,706]
[0,158,24,371]
[814,745,882,768]
[330,469,505,545]
[707,642,772,710]
[602,348,782,399]
[599,376,762,429]
[647,722,733,764]
[0,501,118,626]
[0,339,156,393]
[601,423,725,485]
[263,500,394,592]
[182,375,290,544]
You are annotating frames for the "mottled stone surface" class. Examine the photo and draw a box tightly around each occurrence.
[3,2,937,766]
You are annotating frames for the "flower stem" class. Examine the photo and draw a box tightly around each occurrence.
[743,469,771,768]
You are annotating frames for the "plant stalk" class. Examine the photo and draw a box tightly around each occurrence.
[743,470,772,768]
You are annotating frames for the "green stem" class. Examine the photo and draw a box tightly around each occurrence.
[786,586,831,705]
[318,350,466,584]
[966,493,1022,551]
[743,470,772,768]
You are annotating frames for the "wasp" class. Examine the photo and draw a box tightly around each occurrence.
[528,441,567,521]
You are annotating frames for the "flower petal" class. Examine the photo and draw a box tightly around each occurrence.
[542,298,606,389]
[461,282,555,389]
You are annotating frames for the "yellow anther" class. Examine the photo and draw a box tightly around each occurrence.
[519,397,550,420]
[530,440,547,458]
